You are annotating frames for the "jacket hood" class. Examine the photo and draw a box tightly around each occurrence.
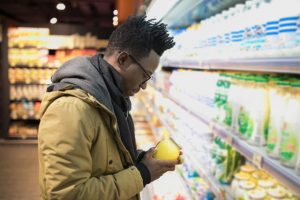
[48,56,114,112]
[39,88,112,118]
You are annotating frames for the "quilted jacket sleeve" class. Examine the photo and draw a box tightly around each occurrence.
[38,96,144,200]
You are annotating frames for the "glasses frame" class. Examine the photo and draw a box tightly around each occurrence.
[128,54,152,85]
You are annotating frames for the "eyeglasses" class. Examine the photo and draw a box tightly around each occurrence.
[128,54,153,85]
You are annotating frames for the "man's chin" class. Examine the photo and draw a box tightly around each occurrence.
[126,90,135,96]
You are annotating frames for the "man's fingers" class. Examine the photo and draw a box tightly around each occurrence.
[162,165,176,172]
[156,159,178,168]
[146,147,156,158]
[177,155,184,164]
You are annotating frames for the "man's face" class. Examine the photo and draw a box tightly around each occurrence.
[118,50,160,96]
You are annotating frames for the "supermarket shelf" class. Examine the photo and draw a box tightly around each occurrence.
[9,46,48,49]
[142,103,231,199]
[140,186,152,200]
[144,114,161,143]
[212,123,300,196]
[159,118,231,200]
[177,173,195,199]
[163,57,300,74]
[9,46,97,50]
[10,118,40,121]
[183,151,233,200]
[0,138,37,144]
[10,99,42,102]
[162,0,243,29]
[10,65,58,69]
[10,82,49,86]
[150,85,300,196]
[48,47,97,51]
[6,135,38,140]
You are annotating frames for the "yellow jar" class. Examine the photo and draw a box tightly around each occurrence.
[236,180,256,200]
[249,188,267,200]
[231,172,251,198]
[258,179,275,190]
[252,170,269,180]
[268,186,287,199]
[241,164,256,174]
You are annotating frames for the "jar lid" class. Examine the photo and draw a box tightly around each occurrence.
[239,180,256,190]
[258,179,275,188]
[252,170,269,180]
[268,187,287,198]
[241,165,256,173]
[249,188,267,199]
[235,172,251,180]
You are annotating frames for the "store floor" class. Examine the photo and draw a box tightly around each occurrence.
[0,144,39,200]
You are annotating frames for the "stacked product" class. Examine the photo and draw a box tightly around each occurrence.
[147,69,300,198]
[213,73,300,174]
[231,164,298,199]
[6,27,101,139]
[162,0,300,64]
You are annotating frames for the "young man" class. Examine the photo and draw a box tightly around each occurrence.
[38,16,177,200]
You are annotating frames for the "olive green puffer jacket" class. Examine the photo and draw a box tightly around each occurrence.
[38,88,144,200]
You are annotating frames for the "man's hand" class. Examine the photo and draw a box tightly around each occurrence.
[141,147,181,182]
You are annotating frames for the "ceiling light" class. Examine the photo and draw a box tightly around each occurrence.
[113,10,118,15]
[113,16,118,22]
[56,3,66,10]
[50,17,58,24]
[113,21,118,26]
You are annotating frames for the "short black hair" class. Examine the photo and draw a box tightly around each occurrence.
[105,15,175,59]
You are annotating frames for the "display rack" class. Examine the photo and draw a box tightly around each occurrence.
[0,26,101,140]
[150,85,300,196]
[162,57,300,74]
[10,65,57,69]
[157,0,244,29]
[143,94,232,200]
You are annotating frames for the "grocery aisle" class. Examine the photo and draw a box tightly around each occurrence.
[0,144,39,200]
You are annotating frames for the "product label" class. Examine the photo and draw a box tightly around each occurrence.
[267,124,278,152]
[280,125,297,162]
[224,102,233,126]
[238,107,249,137]
[245,116,254,140]
[296,16,300,46]
[253,25,266,51]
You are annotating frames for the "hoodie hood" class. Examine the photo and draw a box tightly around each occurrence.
[41,55,138,161]
[49,56,114,112]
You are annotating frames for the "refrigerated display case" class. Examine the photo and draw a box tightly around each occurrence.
[137,0,300,199]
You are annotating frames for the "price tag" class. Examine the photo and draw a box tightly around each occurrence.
[226,135,233,145]
[252,154,263,168]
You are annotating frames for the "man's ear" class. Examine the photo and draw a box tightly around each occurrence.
[117,52,130,69]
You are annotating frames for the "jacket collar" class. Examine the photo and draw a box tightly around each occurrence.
[93,54,132,114]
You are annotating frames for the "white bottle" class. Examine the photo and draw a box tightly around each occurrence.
[242,0,257,58]
[252,0,270,57]
[266,83,286,158]
[230,4,245,58]
[221,10,232,59]
[278,0,300,57]
[295,86,300,173]
[296,12,300,55]
[279,85,299,168]
[263,0,280,57]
